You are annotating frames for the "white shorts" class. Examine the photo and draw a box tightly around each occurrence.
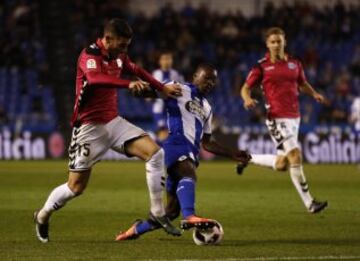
[68,116,147,171]
[265,117,300,156]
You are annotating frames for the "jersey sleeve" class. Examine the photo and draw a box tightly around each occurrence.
[123,55,164,91]
[245,65,262,88]
[203,110,213,134]
[78,51,130,88]
[297,61,307,85]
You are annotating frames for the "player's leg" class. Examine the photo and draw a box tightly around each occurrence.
[34,170,91,243]
[237,149,289,175]
[125,136,166,216]
[34,123,110,242]
[115,177,180,241]
[110,117,180,236]
[282,118,327,213]
[167,159,215,230]
[287,147,327,213]
[36,171,91,223]
[237,119,290,174]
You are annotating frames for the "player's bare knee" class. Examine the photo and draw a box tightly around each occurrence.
[145,146,163,162]
[67,181,86,195]
[175,160,197,181]
[275,161,288,171]
[287,148,302,165]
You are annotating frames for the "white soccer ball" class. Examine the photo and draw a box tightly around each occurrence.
[192,220,224,245]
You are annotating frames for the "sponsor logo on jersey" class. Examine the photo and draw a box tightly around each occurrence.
[288,62,297,70]
[86,59,97,69]
[116,58,123,68]
[185,100,207,121]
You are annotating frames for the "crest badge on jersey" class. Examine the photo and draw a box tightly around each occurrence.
[86,59,97,69]
[288,62,297,70]
[116,58,123,68]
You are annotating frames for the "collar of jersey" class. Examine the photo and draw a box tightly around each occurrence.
[265,52,290,63]
[187,83,203,99]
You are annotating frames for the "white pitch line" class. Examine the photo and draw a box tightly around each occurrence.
[214,256,360,261]
[149,256,360,261]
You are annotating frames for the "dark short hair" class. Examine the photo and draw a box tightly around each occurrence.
[196,63,216,73]
[159,50,173,56]
[104,18,133,38]
[265,27,285,39]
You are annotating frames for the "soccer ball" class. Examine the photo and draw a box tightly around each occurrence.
[192,220,224,245]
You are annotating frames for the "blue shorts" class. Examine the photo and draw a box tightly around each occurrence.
[163,137,199,194]
[162,142,199,169]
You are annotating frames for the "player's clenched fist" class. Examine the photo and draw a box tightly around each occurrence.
[162,83,182,98]
[313,92,326,104]
[243,98,258,110]
[129,80,150,95]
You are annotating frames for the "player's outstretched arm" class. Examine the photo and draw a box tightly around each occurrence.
[123,56,182,98]
[240,83,258,110]
[201,134,251,163]
[299,82,327,104]
[79,53,131,88]
[86,71,131,88]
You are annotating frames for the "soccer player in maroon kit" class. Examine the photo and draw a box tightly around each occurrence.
[33,19,182,242]
[240,27,328,213]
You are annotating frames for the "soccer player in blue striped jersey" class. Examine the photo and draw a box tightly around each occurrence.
[152,51,184,142]
[115,64,251,241]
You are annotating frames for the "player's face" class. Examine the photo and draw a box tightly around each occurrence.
[195,69,218,95]
[106,34,131,57]
[159,54,173,70]
[266,34,286,56]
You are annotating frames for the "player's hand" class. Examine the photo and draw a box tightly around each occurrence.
[129,80,150,96]
[231,150,252,163]
[162,83,182,99]
[243,98,258,110]
[313,92,326,104]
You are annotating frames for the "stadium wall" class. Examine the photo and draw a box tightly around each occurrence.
[128,0,360,17]
[1,128,359,164]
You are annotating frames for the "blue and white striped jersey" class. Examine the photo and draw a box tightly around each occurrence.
[165,81,213,152]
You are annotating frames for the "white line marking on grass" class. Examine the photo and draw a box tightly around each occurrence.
[150,256,360,261]
[217,256,360,261]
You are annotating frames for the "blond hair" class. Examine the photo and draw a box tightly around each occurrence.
[265,27,285,40]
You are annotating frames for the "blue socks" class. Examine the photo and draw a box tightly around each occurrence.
[135,220,154,235]
[135,177,196,236]
[176,177,196,218]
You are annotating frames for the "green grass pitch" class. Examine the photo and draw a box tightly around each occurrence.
[0,161,359,260]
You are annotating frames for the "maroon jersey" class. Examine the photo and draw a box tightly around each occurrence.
[245,53,307,118]
[71,39,164,126]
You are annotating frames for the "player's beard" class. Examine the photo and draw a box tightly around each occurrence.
[109,48,121,59]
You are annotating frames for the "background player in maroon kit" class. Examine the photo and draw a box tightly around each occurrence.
[240,27,328,213]
[33,19,182,242]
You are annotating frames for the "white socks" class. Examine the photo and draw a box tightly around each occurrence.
[251,154,313,209]
[145,149,166,217]
[37,183,76,224]
[250,154,277,169]
[289,165,313,208]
